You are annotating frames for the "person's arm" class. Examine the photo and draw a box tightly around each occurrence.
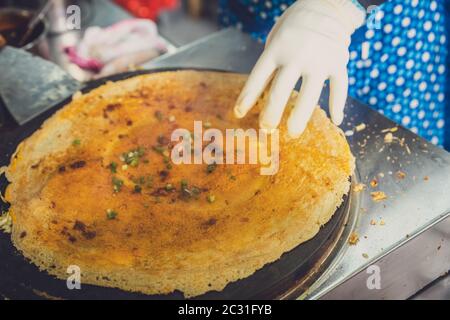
[234,0,367,138]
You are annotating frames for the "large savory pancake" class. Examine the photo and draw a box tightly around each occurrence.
[1,71,354,297]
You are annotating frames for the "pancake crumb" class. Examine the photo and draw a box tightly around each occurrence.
[381,127,398,133]
[354,183,366,193]
[355,123,366,132]
[349,232,360,245]
[384,133,394,144]
[370,179,379,188]
[371,191,387,202]
[0,211,12,233]
[396,171,407,180]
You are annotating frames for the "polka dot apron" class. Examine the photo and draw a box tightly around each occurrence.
[219,0,449,149]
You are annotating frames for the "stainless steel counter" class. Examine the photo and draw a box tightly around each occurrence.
[145,28,450,300]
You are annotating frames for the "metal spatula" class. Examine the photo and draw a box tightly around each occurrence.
[0,46,81,125]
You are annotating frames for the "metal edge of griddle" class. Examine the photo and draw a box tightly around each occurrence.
[279,175,360,300]
[297,171,364,300]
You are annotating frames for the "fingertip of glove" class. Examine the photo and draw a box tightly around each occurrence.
[234,105,246,119]
[287,120,305,139]
[332,112,345,126]
[260,120,276,131]
[287,130,303,139]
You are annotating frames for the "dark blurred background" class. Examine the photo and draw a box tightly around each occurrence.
[0,0,220,46]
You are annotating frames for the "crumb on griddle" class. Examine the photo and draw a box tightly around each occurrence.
[355,123,367,132]
[381,127,398,133]
[349,232,360,245]
[354,183,366,193]
[371,191,387,202]
[370,179,379,188]
[0,211,12,233]
[384,132,394,144]
[396,171,407,180]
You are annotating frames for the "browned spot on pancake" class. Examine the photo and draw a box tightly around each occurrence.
[201,218,217,229]
[31,162,40,169]
[20,231,27,238]
[61,227,77,243]
[103,103,122,119]
[159,170,169,181]
[105,103,121,112]
[157,135,170,145]
[73,221,85,231]
[73,221,97,240]
[68,235,77,243]
[70,161,86,170]
[151,188,174,197]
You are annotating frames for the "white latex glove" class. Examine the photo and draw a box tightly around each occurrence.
[234,0,366,138]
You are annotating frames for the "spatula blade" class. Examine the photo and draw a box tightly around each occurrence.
[0,46,81,125]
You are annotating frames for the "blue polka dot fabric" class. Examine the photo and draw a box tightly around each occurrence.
[349,0,447,147]
[219,0,449,148]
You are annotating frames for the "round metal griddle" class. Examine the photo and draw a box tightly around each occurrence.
[0,69,350,300]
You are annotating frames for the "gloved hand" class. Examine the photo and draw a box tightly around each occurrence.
[234,0,366,138]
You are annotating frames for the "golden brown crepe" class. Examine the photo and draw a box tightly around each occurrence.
[2,71,354,297]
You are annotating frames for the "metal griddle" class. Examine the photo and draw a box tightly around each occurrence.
[0,69,351,300]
